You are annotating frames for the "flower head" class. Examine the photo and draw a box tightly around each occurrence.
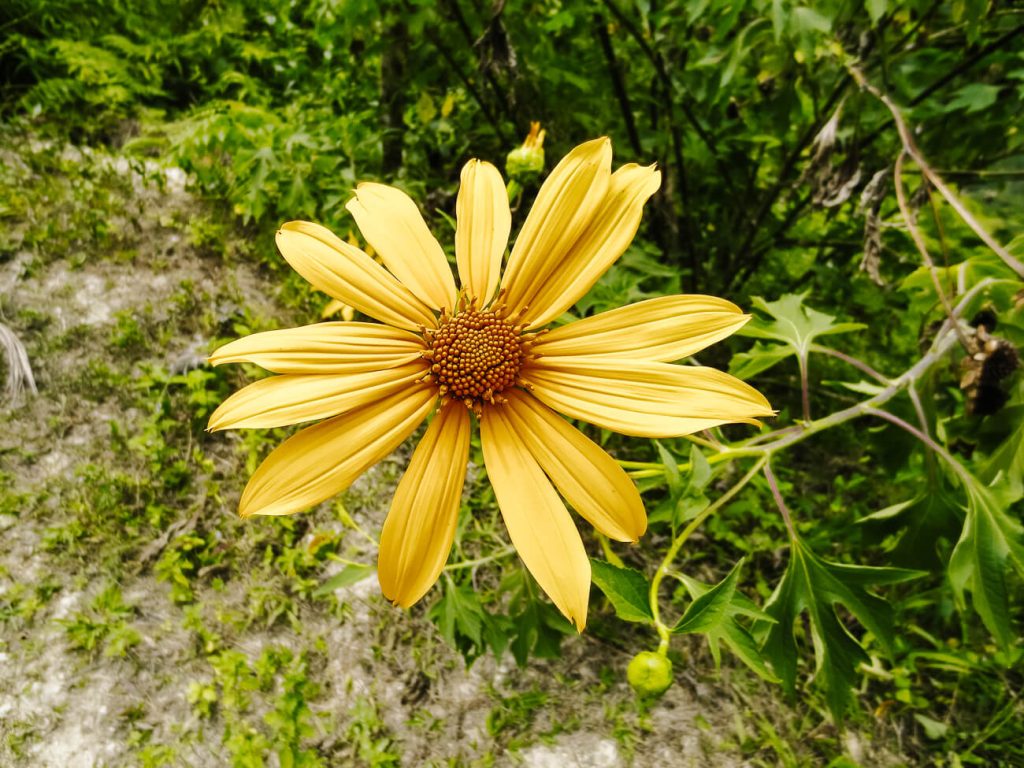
[208,138,772,630]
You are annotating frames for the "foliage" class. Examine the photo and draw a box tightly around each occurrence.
[1,0,1023,764]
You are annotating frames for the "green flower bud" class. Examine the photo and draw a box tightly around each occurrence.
[627,651,673,698]
[506,122,546,178]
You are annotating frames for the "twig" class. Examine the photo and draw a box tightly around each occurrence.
[894,150,971,349]
[593,12,642,155]
[763,462,797,539]
[444,0,517,128]
[417,7,509,143]
[848,63,1024,279]
[648,456,767,646]
[728,76,851,289]
[865,408,973,486]
[810,344,889,384]
[600,0,736,195]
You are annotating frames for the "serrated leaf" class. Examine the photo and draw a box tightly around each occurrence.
[590,559,654,624]
[857,474,963,569]
[948,479,1024,650]
[758,536,925,720]
[738,293,866,360]
[718,621,779,682]
[312,563,374,597]
[673,559,744,634]
[676,567,779,682]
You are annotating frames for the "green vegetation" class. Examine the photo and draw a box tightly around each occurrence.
[1,0,1022,765]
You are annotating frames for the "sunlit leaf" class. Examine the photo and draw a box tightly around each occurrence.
[590,559,654,624]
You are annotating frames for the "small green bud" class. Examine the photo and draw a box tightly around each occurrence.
[627,650,673,698]
[506,122,545,178]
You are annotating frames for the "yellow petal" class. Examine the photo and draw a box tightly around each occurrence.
[378,402,470,607]
[276,221,435,331]
[532,295,749,362]
[502,391,645,542]
[346,183,457,311]
[207,363,427,431]
[522,357,774,438]
[500,138,612,317]
[238,387,436,517]
[480,405,590,631]
[320,298,347,319]
[209,322,426,374]
[455,159,511,307]
[524,163,661,328]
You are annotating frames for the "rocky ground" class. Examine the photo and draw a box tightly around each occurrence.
[0,136,910,767]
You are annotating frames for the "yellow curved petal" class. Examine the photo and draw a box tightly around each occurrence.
[455,159,511,307]
[207,363,428,431]
[209,321,426,374]
[238,387,436,517]
[532,295,749,362]
[523,163,661,328]
[378,402,470,608]
[276,221,436,332]
[480,406,590,631]
[503,391,646,542]
[346,183,457,311]
[522,357,774,438]
[500,138,612,317]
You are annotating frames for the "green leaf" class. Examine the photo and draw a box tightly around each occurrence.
[673,558,744,634]
[590,559,654,624]
[791,6,832,35]
[686,444,712,492]
[739,293,866,360]
[312,563,373,597]
[914,714,951,740]
[858,486,962,569]
[866,0,887,23]
[655,440,681,492]
[978,406,1024,496]
[758,536,925,720]
[729,341,795,380]
[675,566,779,682]
[946,83,1001,114]
[948,479,1024,650]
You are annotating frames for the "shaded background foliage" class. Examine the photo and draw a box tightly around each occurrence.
[2,0,1023,764]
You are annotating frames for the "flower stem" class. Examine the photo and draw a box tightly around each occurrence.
[763,462,797,540]
[648,457,767,644]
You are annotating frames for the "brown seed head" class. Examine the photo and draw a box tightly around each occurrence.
[428,308,524,409]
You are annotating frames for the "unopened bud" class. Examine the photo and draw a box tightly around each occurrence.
[506,122,546,178]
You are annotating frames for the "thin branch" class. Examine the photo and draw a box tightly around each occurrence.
[444,0,517,128]
[894,150,971,349]
[865,408,972,484]
[763,462,797,539]
[600,0,736,195]
[727,75,851,289]
[848,63,1024,279]
[593,12,642,155]
[811,344,890,384]
[418,19,508,143]
[648,456,767,642]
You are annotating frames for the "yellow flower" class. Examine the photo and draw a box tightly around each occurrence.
[208,138,772,630]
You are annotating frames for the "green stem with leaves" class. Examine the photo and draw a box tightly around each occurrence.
[648,457,767,649]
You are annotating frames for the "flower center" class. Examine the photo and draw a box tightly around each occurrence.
[426,308,525,409]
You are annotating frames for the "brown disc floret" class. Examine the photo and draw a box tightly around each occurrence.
[424,307,527,410]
